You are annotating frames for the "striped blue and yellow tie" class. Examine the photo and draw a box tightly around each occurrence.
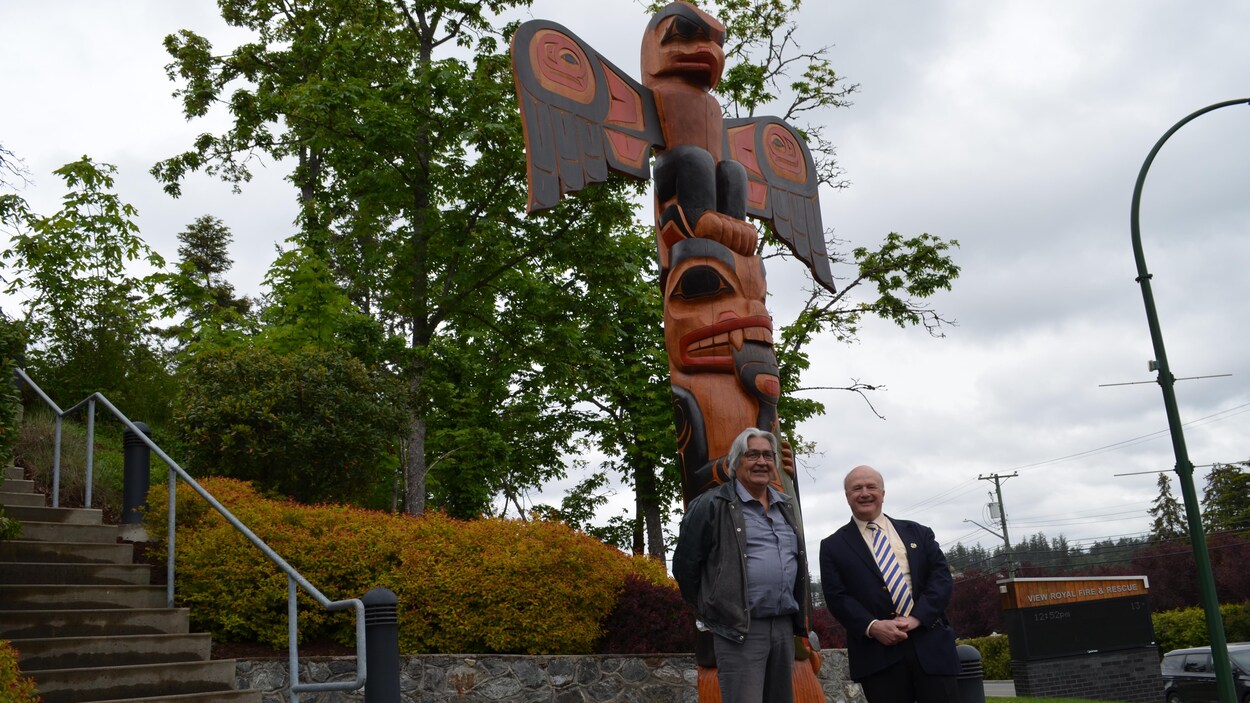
[868,521,913,617]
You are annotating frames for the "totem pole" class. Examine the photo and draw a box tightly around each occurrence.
[511,3,834,700]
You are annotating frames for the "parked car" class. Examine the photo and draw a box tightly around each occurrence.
[1162,643,1250,703]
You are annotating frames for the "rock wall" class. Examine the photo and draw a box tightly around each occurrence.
[236,650,869,703]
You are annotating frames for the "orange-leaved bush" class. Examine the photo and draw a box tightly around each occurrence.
[0,640,40,703]
[145,477,663,654]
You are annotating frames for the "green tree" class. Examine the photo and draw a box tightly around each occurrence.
[257,244,394,364]
[174,345,408,506]
[163,215,254,353]
[1,157,171,419]
[154,0,648,518]
[1149,471,1187,542]
[0,313,25,464]
[1202,462,1250,533]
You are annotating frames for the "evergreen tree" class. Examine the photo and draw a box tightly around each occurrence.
[163,215,254,352]
[1202,462,1250,533]
[1148,471,1187,542]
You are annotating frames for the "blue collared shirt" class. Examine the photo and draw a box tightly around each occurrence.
[734,480,800,618]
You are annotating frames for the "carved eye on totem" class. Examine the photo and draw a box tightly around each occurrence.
[664,16,708,43]
[671,265,733,301]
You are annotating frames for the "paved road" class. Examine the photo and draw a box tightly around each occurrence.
[983,680,1016,697]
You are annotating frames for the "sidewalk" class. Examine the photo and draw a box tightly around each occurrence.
[983,680,1016,697]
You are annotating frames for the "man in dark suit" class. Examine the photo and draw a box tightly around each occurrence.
[819,465,960,703]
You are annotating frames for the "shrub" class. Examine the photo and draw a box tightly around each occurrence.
[597,573,696,654]
[810,607,846,649]
[146,478,403,647]
[1153,602,1250,654]
[145,477,659,654]
[0,640,40,703]
[959,633,1010,679]
[384,516,655,654]
[0,507,20,540]
[173,346,407,507]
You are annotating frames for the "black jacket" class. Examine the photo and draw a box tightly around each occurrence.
[672,479,810,643]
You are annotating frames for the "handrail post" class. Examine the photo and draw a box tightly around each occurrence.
[288,576,301,703]
[85,398,95,508]
[1129,97,1250,703]
[167,467,177,608]
[51,414,62,508]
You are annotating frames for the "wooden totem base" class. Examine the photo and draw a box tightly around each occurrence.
[696,661,824,702]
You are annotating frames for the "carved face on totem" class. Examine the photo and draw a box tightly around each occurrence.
[662,237,778,395]
[641,2,726,91]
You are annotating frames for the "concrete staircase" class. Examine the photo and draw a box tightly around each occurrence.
[0,465,263,703]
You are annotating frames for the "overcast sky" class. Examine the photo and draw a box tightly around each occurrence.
[3,1,1249,566]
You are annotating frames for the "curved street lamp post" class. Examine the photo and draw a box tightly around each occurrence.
[1129,98,1250,703]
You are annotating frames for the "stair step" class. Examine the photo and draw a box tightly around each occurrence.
[25,659,243,703]
[2,504,104,525]
[16,520,120,543]
[0,561,151,585]
[11,632,212,670]
[1,538,134,564]
[0,490,45,507]
[0,607,189,640]
[1,477,34,493]
[4,465,22,480]
[0,584,167,610]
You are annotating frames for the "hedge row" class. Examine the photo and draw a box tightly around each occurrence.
[144,477,673,654]
[1153,601,1250,654]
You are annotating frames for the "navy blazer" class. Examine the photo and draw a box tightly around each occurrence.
[818,516,960,681]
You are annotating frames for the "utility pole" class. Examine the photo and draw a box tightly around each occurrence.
[979,472,1018,577]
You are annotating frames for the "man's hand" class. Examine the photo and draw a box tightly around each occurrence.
[868,618,909,645]
[895,615,922,632]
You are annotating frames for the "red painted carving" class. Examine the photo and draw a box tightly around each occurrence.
[763,122,807,183]
[604,67,645,129]
[532,29,595,103]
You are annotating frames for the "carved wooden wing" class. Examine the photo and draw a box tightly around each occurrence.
[511,20,666,213]
[724,116,835,293]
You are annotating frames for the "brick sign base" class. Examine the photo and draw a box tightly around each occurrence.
[1012,647,1162,703]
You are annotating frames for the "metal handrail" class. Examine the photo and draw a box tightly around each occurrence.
[14,367,366,702]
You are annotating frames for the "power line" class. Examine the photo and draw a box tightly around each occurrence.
[900,402,1250,523]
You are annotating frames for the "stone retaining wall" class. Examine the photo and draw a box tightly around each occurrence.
[236,650,868,703]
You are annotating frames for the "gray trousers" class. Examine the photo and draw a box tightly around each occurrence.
[712,615,795,703]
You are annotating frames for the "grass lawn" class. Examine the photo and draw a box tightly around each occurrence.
[990,698,1124,703]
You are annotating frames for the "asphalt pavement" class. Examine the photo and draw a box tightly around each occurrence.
[983,680,1017,697]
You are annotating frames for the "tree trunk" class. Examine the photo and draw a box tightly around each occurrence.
[404,366,427,516]
[634,460,666,563]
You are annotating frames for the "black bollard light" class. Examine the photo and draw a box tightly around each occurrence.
[121,422,152,525]
[363,587,401,703]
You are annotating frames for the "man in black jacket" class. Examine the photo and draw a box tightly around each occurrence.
[673,427,808,703]
[819,465,959,703]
